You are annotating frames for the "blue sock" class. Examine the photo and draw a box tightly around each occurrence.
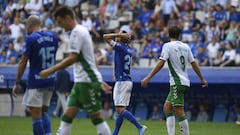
[42,113,51,134]
[32,118,44,135]
[121,109,141,129]
[112,113,124,135]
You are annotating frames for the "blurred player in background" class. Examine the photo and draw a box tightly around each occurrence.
[40,6,111,135]
[12,15,59,135]
[103,30,147,135]
[141,26,208,135]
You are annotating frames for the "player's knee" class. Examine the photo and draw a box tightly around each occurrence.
[91,117,104,125]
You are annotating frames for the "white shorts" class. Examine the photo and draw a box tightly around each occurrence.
[113,81,133,106]
[22,88,53,107]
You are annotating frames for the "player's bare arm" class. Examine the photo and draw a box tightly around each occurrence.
[103,33,130,44]
[191,61,208,88]
[13,56,28,97]
[141,60,165,88]
[40,53,78,79]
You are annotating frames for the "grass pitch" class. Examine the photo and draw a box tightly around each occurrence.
[0,117,239,135]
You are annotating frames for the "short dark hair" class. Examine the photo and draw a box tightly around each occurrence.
[120,30,131,43]
[168,26,182,39]
[54,6,75,19]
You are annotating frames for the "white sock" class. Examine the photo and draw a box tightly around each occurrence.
[179,119,190,135]
[56,121,72,135]
[166,116,175,135]
[96,121,111,135]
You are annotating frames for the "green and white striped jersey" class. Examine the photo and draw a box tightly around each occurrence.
[69,24,102,83]
[160,41,195,86]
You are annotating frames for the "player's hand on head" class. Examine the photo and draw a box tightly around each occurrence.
[101,81,112,94]
[201,79,208,88]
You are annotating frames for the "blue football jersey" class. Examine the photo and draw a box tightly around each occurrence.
[112,41,132,81]
[23,31,58,89]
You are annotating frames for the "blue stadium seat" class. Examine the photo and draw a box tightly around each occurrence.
[212,105,226,122]
[134,103,148,120]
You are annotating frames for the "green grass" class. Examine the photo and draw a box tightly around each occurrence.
[0,117,239,135]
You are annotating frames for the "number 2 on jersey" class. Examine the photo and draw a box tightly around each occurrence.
[124,54,131,75]
[39,47,55,69]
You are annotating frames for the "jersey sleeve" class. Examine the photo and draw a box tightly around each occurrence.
[159,44,169,61]
[69,30,83,54]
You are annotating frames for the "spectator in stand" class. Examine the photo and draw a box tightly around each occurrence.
[4,0,17,17]
[181,21,193,43]
[139,39,153,59]
[92,14,107,43]
[235,40,240,66]
[105,0,118,19]
[14,36,25,55]
[228,4,240,23]
[73,4,82,23]
[104,45,114,65]
[151,36,163,60]
[195,45,209,66]
[16,0,29,14]
[40,9,54,30]
[81,11,93,32]
[205,19,219,43]
[150,104,161,120]
[196,103,209,122]
[8,16,25,42]
[218,20,228,41]
[99,0,108,17]
[213,4,227,24]
[64,0,80,8]
[1,11,11,28]
[6,42,19,62]
[132,20,148,41]
[25,0,42,16]
[225,21,238,43]
[95,48,108,65]
[42,0,53,12]
[137,4,153,27]
[0,44,3,55]
[207,37,220,66]
[160,26,170,43]
[102,100,113,120]
[0,27,13,49]
[215,41,236,67]
[214,40,226,65]
[0,50,10,65]
[156,0,180,26]
[188,32,204,57]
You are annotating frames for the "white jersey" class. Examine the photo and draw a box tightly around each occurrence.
[69,24,102,83]
[160,41,195,86]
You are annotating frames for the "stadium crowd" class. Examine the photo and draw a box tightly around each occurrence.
[0,0,240,67]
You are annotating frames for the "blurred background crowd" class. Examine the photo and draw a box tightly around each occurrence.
[0,0,240,67]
